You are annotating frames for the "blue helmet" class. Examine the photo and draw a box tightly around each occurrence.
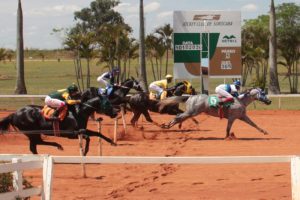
[233,80,241,86]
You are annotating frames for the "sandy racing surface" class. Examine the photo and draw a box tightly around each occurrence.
[0,110,300,199]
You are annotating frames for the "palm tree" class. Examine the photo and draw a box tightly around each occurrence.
[155,24,173,76]
[269,0,280,94]
[146,34,157,81]
[15,0,27,94]
[139,0,148,92]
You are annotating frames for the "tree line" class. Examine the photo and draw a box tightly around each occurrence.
[7,0,300,94]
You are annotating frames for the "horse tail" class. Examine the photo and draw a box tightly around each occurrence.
[0,113,14,131]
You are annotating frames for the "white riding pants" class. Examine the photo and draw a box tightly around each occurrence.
[149,83,163,94]
[45,96,66,108]
[215,86,232,98]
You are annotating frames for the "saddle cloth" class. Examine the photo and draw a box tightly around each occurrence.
[208,96,234,119]
[208,96,233,108]
[41,105,67,121]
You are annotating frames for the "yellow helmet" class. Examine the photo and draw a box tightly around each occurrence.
[165,74,173,79]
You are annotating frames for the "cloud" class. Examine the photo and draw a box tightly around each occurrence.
[114,3,138,14]
[157,11,173,19]
[25,4,81,17]
[241,4,258,12]
[114,1,160,14]
[144,2,160,13]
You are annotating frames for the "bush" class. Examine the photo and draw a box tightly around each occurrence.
[0,162,33,200]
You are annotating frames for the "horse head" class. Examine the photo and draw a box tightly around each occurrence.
[86,96,118,118]
[248,88,272,105]
[131,76,143,92]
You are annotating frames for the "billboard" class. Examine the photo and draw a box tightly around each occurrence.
[173,10,242,79]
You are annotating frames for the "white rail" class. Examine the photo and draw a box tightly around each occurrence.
[0,155,299,200]
[0,155,53,200]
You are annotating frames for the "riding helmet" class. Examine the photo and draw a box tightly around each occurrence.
[233,80,241,86]
[165,74,173,79]
[67,84,79,93]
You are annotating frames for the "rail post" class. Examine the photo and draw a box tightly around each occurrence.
[291,156,300,200]
[113,118,118,143]
[12,158,23,198]
[42,155,53,200]
[77,133,86,178]
[96,118,103,156]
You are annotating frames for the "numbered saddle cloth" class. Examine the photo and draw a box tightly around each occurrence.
[208,96,220,108]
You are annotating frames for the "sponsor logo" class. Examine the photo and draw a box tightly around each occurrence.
[222,35,237,43]
[193,15,221,21]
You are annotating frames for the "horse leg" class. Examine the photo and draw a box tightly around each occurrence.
[82,135,90,156]
[225,118,236,140]
[161,112,192,129]
[130,111,141,128]
[33,134,64,151]
[28,136,38,154]
[85,129,117,146]
[240,115,268,135]
[143,110,160,127]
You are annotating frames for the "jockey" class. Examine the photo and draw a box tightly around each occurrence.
[168,80,195,96]
[96,67,120,95]
[149,74,173,100]
[44,84,81,119]
[215,80,241,103]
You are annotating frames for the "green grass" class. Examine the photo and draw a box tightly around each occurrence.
[0,59,299,110]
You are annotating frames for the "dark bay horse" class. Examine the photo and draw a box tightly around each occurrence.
[0,96,118,155]
[81,77,143,106]
[128,93,198,128]
[161,88,272,139]
[128,81,198,127]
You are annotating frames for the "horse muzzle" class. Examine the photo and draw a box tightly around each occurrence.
[265,99,272,105]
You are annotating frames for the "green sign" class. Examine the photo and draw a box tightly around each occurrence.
[174,33,201,63]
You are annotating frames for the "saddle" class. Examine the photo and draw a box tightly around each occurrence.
[208,96,234,119]
[41,105,68,136]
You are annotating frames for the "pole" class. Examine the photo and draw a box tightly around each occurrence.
[96,118,103,156]
[78,134,86,178]
[113,118,118,143]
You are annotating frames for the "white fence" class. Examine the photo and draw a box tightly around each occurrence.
[0,155,53,200]
[0,154,300,200]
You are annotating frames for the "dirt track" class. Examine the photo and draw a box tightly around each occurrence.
[0,110,299,199]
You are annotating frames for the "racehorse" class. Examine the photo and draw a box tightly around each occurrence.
[81,77,143,106]
[161,88,272,139]
[0,96,118,155]
[128,93,198,128]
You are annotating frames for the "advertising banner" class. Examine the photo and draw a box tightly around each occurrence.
[173,10,242,79]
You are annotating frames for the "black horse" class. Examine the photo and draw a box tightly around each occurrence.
[0,95,118,155]
[81,77,143,107]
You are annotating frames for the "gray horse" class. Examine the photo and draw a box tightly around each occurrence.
[161,88,272,139]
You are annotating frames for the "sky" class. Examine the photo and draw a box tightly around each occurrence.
[0,0,299,49]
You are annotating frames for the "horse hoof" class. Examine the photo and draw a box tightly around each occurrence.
[230,132,237,139]
[57,145,64,151]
